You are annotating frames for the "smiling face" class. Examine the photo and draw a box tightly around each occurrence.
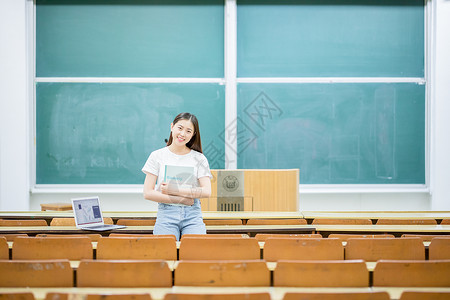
[166,112,203,153]
[170,119,195,147]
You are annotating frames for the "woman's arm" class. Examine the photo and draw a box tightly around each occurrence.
[143,173,194,205]
[160,176,212,199]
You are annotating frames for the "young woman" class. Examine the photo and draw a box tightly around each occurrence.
[142,112,212,240]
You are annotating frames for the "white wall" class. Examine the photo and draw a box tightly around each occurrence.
[1,0,449,211]
[300,192,431,211]
[0,0,29,210]
[430,0,450,210]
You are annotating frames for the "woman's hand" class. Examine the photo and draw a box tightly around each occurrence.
[160,178,211,199]
[177,197,195,206]
[160,182,194,205]
[160,182,177,195]
[160,182,169,195]
[144,174,193,205]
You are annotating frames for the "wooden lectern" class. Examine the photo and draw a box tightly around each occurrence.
[201,169,299,212]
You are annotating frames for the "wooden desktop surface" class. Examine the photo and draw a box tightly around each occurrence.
[0,211,304,220]
[0,225,315,235]
[312,224,450,237]
[69,260,377,272]
[1,211,450,221]
[302,211,450,220]
[0,259,380,272]
[2,224,450,237]
[0,287,449,300]
[6,240,432,252]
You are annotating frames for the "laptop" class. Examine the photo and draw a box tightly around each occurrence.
[71,196,126,231]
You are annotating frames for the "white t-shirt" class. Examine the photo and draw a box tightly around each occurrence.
[142,146,212,193]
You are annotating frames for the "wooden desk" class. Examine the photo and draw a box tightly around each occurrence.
[2,224,450,237]
[0,225,316,236]
[2,210,449,224]
[40,203,73,211]
[0,211,155,223]
[206,225,314,235]
[7,240,431,255]
[203,211,304,220]
[0,211,305,222]
[312,225,450,237]
[1,287,449,300]
[302,211,450,222]
[1,210,449,218]
[202,169,299,212]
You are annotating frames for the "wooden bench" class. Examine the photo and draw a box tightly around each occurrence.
[0,234,28,242]
[50,217,113,226]
[263,237,344,261]
[0,260,73,287]
[255,233,322,241]
[164,293,270,300]
[0,220,47,227]
[116,219,156,226]
[345,237,425,261]
[246,218,307,225]
[398,291,450,300]
[174,260,270,286]
[401,234,450,241]
[96,236,177,260]
[179,237,260,260]
[0,293,35,300]
[203,219,243,225]
[376,219,437,225]
[273,260,369,287]
[429,237,450,260]
[0,237,8,259]
[40,203,72,211]
[12,236,93,260]
[312,218,372,225]
[328,234,395,241]
[282,292,390,300]
[373,260,450,287]
[180,233,249,239]
[46,293,152,300]
[35,233,102,242]
[108,233,176,238]
[77,259,172,287]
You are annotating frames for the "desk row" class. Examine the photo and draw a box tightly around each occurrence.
[3,209,450,223]
[2,288,450,300]
[2,217,450,226]
[2,232,450,242]
[2,224,450,238]
[2,237,437,250]
[1,236,450,261]
[1,259,450,288]
[3,288,450,300]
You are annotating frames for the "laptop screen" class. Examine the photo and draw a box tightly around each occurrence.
[72,197,103,226]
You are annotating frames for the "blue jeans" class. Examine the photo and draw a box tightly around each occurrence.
[153,199,206,241]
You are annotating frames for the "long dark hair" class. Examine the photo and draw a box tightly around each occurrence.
[167,112,203,153]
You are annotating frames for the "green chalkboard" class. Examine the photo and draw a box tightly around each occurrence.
[238,0,424,77]
[36,0,224,77]
[35,0,426,185]
[237,83,425,184]
[36,83,225,184]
